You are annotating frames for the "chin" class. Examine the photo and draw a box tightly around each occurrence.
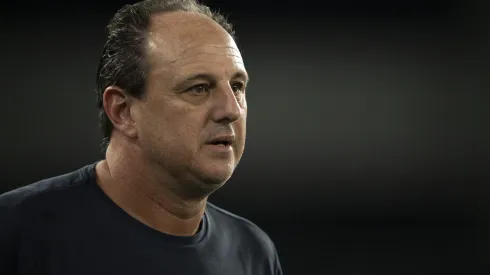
[181,172,229,199]
[203,170,234,185]
[197,164,235,185]
[188,155,238,191]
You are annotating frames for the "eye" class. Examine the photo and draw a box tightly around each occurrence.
[231,82,245,93]
[187,84,210,95]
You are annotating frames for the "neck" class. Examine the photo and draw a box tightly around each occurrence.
[95,137,207,236]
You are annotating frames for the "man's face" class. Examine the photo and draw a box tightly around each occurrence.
[132,12,248,193]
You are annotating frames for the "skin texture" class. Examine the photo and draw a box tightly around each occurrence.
[95,11,248,236]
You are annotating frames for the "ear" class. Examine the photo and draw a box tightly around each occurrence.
[103,86,138,139]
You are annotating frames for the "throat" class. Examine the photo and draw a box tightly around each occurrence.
[95,160,207,237]
[133,202,205,236]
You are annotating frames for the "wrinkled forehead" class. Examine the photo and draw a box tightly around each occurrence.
[146,11,243,67]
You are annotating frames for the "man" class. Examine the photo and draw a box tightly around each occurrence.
[0,1,283,274]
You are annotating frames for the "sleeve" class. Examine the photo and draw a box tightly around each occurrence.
[0,191,20,274]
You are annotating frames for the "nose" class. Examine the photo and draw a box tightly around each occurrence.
[211,83,243,124]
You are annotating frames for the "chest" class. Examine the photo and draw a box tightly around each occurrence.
[16,228,265,275]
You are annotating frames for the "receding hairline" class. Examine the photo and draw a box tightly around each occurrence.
[145,10,238,65]
[147,10,232,38]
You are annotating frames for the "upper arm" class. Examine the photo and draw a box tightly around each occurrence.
[273,247,283,275]
[0,192,20,274]
[268,239,283,275]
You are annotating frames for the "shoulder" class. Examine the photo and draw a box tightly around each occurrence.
[0,163,96,232]
[0,163,94,210]
[0,163,98,226]
[206,202,278,254]
[206,203,283,274]
[0,163,96,272]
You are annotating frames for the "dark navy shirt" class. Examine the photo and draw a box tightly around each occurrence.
[0,163,282,275]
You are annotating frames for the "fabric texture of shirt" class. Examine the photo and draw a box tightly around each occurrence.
[0,163,282,275]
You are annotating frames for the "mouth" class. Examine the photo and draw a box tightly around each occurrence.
[206,136,235,147]
[209,141,232,146]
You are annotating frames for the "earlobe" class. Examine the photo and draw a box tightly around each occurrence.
[103,86,138,139]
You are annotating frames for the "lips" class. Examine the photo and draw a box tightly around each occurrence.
[206,135,235,146]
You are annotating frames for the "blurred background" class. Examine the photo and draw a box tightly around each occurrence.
[1,0,489,274]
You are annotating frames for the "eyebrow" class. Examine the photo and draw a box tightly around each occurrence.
[181,71,250,86]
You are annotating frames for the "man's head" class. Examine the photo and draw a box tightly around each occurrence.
[95,0,248,197]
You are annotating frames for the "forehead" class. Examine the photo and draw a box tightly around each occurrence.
[147,11,245,77]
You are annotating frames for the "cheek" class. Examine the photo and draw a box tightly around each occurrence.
[160,107,205,148]
[240,106,247,131]
[238,94,247,109]
[235,117,247,145]
[240,97,247,118]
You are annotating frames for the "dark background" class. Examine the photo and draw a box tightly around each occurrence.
[1,0,489,274]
